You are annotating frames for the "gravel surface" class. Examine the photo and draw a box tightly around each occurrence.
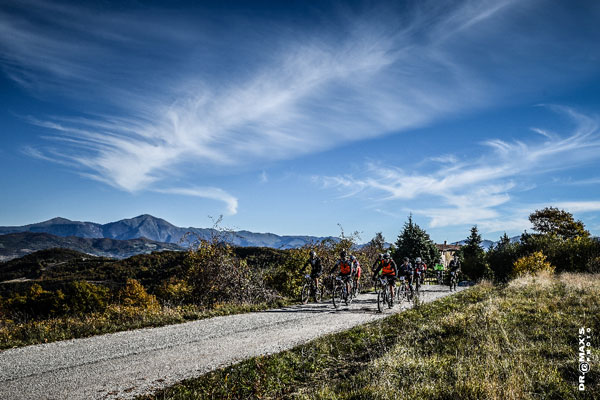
[0,285,464,399]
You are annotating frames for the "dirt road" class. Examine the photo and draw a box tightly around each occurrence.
[0,285,463,399]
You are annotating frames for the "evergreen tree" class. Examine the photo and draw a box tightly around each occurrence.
[367,232,386,253]
[486,232,520,282]
[459,225,489,281]
[392,215,439,266]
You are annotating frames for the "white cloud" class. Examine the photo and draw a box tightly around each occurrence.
[155,187,238,215]
[317,107,600,231]
[551,202,600,213]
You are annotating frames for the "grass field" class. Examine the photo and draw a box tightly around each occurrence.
[141,273,598,400]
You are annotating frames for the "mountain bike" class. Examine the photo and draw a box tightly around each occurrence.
[352,277,361,297]
[449,270,459,292]
[301,274,323,304]
[414,270,422,296]
[376,276,394,312]
[398,276,413,302]
[332,275,353,308]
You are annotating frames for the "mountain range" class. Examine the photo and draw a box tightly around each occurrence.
[0,214,520,261]
[0,232,182,261]
[0,215,336,259]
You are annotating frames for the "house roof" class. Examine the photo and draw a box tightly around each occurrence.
[435,243,461,251]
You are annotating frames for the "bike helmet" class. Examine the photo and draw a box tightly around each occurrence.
[351,255,356,261]
[403,257,409,262]
[378,253,384,259]
[340,250,347,258]
[310,250,317,258]
[415,257,422,263]
[384,252,391,259]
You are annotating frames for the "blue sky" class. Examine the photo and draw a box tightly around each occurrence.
[1,0,600,243]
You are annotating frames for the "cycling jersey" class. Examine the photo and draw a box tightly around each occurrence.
[303,256,323,277]
[331,258,353,276]
[373,258,398,277]
[400,262,413,277]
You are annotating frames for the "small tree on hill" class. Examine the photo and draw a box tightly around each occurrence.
[392,215,439,266]
[529,207,589,240]
[486,232,520,282]
[459,225,489,281]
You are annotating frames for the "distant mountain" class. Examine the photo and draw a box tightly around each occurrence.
[0,215,336,251]
[452,235,521,251]
[0,232,182,261]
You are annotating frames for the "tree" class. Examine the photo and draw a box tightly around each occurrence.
[459,226,489,281]
[529,207,589,240]
[486,232,520,282]
[392,215,439,266]
[367,232,386,254]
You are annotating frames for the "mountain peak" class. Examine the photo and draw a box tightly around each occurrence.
[41,217,74,224]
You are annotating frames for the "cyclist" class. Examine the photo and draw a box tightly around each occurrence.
[371,253,384,289]
[302,250,323,298]
[350,255,361,295]
[400,257,414,294]
[372,252,398,305]
[414,257,426,285]
[330,250,354,298]
[448,255,461,291]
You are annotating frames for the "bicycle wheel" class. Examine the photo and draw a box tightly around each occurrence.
[315,285,323,302]
[301,284,310,304]
[415,277,420,295]
[343,285,349,306]
[332,283,342,309]
[406,285,413,302]
[377,287,384,313]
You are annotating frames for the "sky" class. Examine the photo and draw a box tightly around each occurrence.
[1,0,600,244]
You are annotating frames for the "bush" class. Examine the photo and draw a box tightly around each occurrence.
[512,251,555,278]
[586,256,600,273]
[4,284,68,320]
[62,281,110,315]
[185,241,276,307]
[156,278,193,306]
[119,279,158,310]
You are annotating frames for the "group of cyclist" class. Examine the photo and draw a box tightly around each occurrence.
[303,249,461,306]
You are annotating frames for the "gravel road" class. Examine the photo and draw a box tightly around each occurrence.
[0,285,463,399]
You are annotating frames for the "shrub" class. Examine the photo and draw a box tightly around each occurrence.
[4,284,64,319]
[512,251,555,278]
[62,281,110,315]
[585,256,600,273]
[186,241,276,307]
[156,277,193,305]
[119,279,158,310]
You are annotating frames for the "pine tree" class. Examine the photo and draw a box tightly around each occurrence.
[392,215,439,266]
[458,226,488,280]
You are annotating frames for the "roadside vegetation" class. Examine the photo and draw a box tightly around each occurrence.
[140,272,598,400]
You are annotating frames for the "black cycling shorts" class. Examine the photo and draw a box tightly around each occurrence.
[310,270,323,279]
[382,274,396,284]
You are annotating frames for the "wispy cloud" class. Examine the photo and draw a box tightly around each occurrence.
[317,107,600,230]
[2,0,600,211]
[552,201,600,213]
[155,187,238,215]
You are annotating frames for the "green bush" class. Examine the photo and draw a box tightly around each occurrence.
[62,281,110,315]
